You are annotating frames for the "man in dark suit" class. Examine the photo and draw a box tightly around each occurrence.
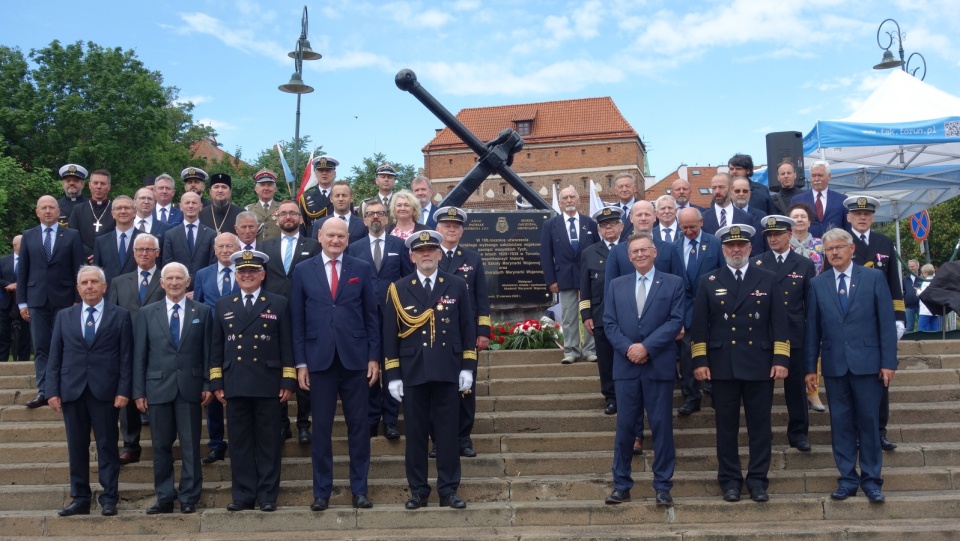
[56,164,89,228]
[200,174,245,236]
[210,250,297,512]
[161,192,216,289]
[311,181,367,243]
[384,231,477,510]
[107,233,166,465]
[93,195,140,287]
[731,177,767,254]
[436,206,490,458]
[609,201,686,292]
[751,215,816,452]
[691,225,790,503]
[46,265,132,517]
[299,156,338,231]
[262,200,320,443]
[610,173,639,223]
[413,176,439,228]
[805,228,897,503]
[347,199,413,440]
[671,178,703,212]
[790,161,848,238]
[603,232,685,506]
[702,173,762,255]
[728,153,776,216]
[291,218,380,512]
[153,174,184,225]
[903,259,921,332]
[674,208,723,416]
[579,207,625,415]
[0,235,31,362]
[133,262,213,514]
[540,186,598,364]
[846,195,906,452]
[18,196,86,408]
[68,168,116,259]
[652,195,679,244]
[132,188,173,245]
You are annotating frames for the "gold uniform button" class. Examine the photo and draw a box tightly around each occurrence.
[784,292,789,296]
[253,358,257,362]
[731,340,736,345]
[785,302,789,305]
[237,356,242,360]
[237,345,242,350]
[749,341,753,345]
[731,314,736,319]
[422,330,426,335]
[238,334,243,338]
[229,324,233,328]
[253,345,258,350]
[442,330,447,334]
[720,301,725,305]
[263,323,268,328]
[757,300,761,304]
[731,327,736,332]
[423,343,428,347]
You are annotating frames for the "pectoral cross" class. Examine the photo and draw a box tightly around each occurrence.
[93,220,102,232]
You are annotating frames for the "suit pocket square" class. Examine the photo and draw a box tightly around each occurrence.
[348,277,360,284]
[192,318,200,323]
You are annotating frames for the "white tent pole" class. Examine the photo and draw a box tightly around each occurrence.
[895,217,903,283]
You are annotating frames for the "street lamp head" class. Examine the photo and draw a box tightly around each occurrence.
[874,49,904,70]
[279,72,314,94]
[288,39,322,61]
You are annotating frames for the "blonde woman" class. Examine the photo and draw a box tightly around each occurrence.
[386,190,427,241]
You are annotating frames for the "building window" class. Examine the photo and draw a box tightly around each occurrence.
[581,149,586,155]
[449,159,453,164]
[501,183,507,195]
[691,169,701,175]
[527,152,531,159]
[554,151,559,157]
[607,147,611,152]
[665,189,672,195]
[698,188,711,195]
[516,121,531,135]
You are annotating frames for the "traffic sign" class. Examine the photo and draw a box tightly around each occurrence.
[911,210,931,242]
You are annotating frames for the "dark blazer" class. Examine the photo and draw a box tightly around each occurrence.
[346,235,413,310]
[540,213,598,290]
[903,273,920,310]
[107,268,164,325]
[0,254,16,312]
[604,270,685,381]
[17,224,85,309]
[93,228,141,287]
[46,302,133,402]
[742,206,767,254]
[605,237,686,289]
[290,255,380,372]
[440,246,490,338]
[161,221,216,286]
[68,200,116,257]
[749,181,777,216]
[154,205,184,226]
[751,249,816,349]
[132,299,212,404]
[791,189,848,239]
[147,218,174,243]
[851,230,905,322]
[579,241,615,326]
[192,263,239,309]
[675,232,724,328]
[419,203,439,229]
[701,205,753,236]
[262,235,321,297]
[313,215,368,245]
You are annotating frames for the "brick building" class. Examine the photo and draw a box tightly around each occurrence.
[422,97,646,212]
[645,165,723,208]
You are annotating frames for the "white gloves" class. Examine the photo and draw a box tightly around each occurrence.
[458,370,474,393]
[388,380,404,402]
[896,321,905,341]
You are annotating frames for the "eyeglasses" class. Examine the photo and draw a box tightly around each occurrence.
[113,206,134,211]
[364,211,387,218]
[824,244,852,253]
[133,247,158,253]
[628,247,655,255]
[135,196,155,201]
[276,211,300,218]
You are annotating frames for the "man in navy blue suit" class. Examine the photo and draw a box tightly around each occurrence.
[291,218,381,512]
[18,196,86,409]
[806,228,897,504]
[93,195,140,288]
[46,265,133,517]
[347,198,412,440]
[728,153,776,216]
[603,232,685,506]
[671,178,702,212]
[790,161,848,238]
[133,188,173,245]
[311,182,367,244]
[702,173,762,253]
[609,201,686,290]
[731,177,767,254]
[412,176,439,229]
[153,174,184,225]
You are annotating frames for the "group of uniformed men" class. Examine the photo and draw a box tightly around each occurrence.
[17,156,490,515]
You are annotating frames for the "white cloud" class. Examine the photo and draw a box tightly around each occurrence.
[452,0,481,11]
[382,2,454,29]
[175,95,213,106]
[420,59,624,96]
[177,12,289,64]
[311,50,394,72]
[196,118,238,131]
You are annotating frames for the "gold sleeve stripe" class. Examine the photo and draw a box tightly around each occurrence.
[893,299,905,312]
[282,367,297,379]
[385,359,400,371]
[774,341,791,357]
[579,300,591,311]
[691,342,706,358]
[463,350,478,360]
[478,316,491,327]
[209,368,223,380]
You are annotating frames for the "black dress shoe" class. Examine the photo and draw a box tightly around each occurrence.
[880,436,897,451]
[655,489,673,506]
[384,423,401,440]
[604,402,617,415]
[180,503,196,514]
[202,448,225,464]
[428,446,437,459]
[119,451,140,465]
[605,488,631,504]
[352,494,373,509]
[146,501,174,514]
[792,440,812,452]
[439,493,466,509]
[678,402,700,416]
[749,488,769,502]
[140,413,150,426]
[405,494,428,509]
[281,427,293,441]
[260,502,277,512]
[298,428,311,444]
[58,501,90,516]
[722,488,741,502]
[703,383,712,396]
[25,393,47,409]
[101,502,117,516]
[226,501,253,512]
[460,446,477,458]
[310,498,329,511]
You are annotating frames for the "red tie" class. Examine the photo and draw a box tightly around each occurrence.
[329,260,338,298]
[816,192,824,221]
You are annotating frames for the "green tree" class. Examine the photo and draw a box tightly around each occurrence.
[251,137,319,200]
[341,152,416,202]
[0,154,60,253]
[876,196,960,271]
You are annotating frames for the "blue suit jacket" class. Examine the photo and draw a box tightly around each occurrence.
[540,213,598,290]
[419,203,439,229]
[46,302,133,402]
[192,263,239,309]
[805,264,898,377]
[674,232,724,327]
[290,254,380,372]
[604,236,686,292]
[346,235,413,309]
[791,188,849,239]
[604,270,685,381]
[17,224,85,309]
[154,206,184,226]
[93,229,141,287]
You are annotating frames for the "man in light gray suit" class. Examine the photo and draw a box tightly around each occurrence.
[133,262,214,515]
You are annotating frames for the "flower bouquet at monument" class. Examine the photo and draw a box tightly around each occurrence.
[489,317,563,350]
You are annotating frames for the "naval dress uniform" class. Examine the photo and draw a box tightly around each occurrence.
[57,164,89,228]
[299,156,339,231]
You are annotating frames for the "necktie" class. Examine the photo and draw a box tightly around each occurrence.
[160,207,168,223]
[170,303,180,348]
[838,273,848,313]
[13,257,18,278]
[816,192,824,221]
[686,240,698,283]
[860,233,867,245]
[84,306,97,346]
[118,232,128,267]
[322,190,328,198]
[421,208,428,224]
[373,239,382,272]
[221,267,232,296]
[719,208,727,228]
[329,260,338,298]
[636,276,647,317]
[339,215,346,222]
[263,202,269,211]
[663,227,673,243]
[423,277,432,295]
[622,204,628,214]
[382,196,388,206]
[244,244,253,251]
[138,220,146,232]
[186,224,196,256]
[244,294,253,311]
[568,217,579,251]
[43,227,53,261]
[283,236,294,274]
[777,254,784,266]
[445,250,454,271]
[139,271,149,304]
[735,269,743,285]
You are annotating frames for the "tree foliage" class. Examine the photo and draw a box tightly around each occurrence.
[0,154,60,253]
[341,152,417,202]
[251,137,318,201]
[877,196,960,269]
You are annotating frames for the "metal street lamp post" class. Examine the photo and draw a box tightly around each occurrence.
[279,5,322,197]
[873,18,927,80]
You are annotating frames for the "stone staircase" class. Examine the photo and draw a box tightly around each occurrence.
[1,341,960,540]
